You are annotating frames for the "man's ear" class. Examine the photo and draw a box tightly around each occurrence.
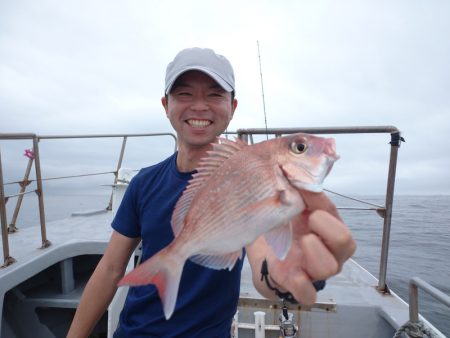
[230,98,238,120]
[161,96,169,117]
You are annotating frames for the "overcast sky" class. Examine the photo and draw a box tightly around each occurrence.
[1,0,450,196]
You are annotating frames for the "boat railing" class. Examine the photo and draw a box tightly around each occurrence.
[391,277,450,337]
[409,277,450,323]
[1,126,402,293]
[236,126,404,293]
[0,132,177,268]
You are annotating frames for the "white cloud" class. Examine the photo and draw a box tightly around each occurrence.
[1,0,449,194]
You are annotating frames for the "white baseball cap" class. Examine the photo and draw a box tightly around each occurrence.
[165,47,235,94]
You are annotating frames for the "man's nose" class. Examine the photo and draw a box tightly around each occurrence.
[190,97,209,111]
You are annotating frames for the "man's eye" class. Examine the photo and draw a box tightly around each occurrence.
[209,92,223,97]
[177,92,192,96]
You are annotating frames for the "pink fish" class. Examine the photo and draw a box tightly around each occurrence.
[118,133,339,319]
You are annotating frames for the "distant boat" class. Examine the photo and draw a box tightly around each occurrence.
[1,127,448,338]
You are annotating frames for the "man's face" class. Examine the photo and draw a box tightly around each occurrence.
[162,71,237,148]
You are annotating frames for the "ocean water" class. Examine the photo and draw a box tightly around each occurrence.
[336,194,450,337]
[2,193,450,336]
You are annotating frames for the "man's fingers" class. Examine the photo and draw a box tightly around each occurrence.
[308,210,356,266]
[266,251,317,305]
[265,190,356,305]
[298,190,356,266]
[279,270,316,305]
[300,233,339,280]
[299,190,342,221]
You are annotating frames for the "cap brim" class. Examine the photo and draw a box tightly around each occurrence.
[165,66,234,94]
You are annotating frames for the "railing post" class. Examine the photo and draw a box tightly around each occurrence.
[239,133,249,144]
[409,277,450,325]
[377,132,403,291]
[0,149,16,267]
[33,137,51,249]
[9,155,34,233]
[107,136,128,211]
[409,280,419,323]
[254,311,266,338]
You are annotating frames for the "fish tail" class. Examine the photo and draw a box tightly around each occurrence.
[117,247,184,319]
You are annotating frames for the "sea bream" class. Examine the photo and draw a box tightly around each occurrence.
[118,133,339,319]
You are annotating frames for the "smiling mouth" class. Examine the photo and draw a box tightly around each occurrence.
[186,119,212,128]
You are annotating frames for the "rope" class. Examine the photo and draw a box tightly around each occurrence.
[324,188,384,209]
[4,170,116,185]
[393,321,440,338]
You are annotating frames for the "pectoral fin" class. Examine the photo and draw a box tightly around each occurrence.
[190,250,243,270]
[264,222,293,260]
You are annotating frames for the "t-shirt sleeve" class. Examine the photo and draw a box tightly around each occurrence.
[111,176,141,238]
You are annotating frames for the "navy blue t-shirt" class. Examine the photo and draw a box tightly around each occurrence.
[112,153,244,338]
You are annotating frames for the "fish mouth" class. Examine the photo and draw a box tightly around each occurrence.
[292,181,324,193]
[186,119,212,128]
[288,156,337,193]
[289,170,326,192]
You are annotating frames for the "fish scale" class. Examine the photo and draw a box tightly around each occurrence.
[183,161,274,243]
[118,133,339,319]
[191,183,273,245]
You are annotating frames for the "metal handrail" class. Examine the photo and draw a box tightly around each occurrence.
[0,132,177,267]
[1,126,401,289]
[0,133,50,257]
[0,151,16,267]
[237,126,403,292]
[409,277,450,323]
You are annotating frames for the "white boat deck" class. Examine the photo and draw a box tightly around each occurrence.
[1,211,445,338]
[239,254,412,337]
[2,129,447,337]
[0,210,113,294]
[2,210,380,305]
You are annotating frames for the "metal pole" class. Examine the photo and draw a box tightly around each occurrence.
[0,149,16,267]
[239,133,249,144]
[254,311,266,338]
[33,137,51,248]
[107,136,127,211]
[9,156,34,232]
[409,281,419,323]
[237,126,399,137]
[257,41,269,141]
[409,277,450,324]
[377,132,403,291]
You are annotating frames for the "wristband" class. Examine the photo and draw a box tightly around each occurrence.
[260,258,326,304]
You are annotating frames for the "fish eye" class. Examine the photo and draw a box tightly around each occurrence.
[290,141,308,154]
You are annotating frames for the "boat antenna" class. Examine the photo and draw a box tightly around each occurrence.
[257,41,269,140]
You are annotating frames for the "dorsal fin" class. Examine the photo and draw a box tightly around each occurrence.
[171,138,248,237]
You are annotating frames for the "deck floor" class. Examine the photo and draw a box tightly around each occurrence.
[1,211,421,336]
[1,210,113,292]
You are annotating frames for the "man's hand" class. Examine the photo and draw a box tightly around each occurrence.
[264,190,356,304]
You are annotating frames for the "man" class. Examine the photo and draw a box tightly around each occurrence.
[67,47,356,337]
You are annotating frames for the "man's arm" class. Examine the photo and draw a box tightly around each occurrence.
[67,230,140,338]
[246,190,356,304]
